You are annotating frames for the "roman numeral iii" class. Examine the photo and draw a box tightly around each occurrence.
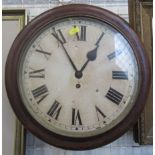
[47,101,62,120]
[72,108,82,126]
[106,87,123,105]
[32,85,48,104]
[112,71,128,80]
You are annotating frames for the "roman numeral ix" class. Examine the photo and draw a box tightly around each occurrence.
[29,68,45,78]
[106,87,123,105]
[47,100,62,120]
[32,85,48,104]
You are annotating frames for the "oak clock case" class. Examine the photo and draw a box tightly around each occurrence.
[5,4,150,150]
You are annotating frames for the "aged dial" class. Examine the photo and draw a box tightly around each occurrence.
[6,4,150,150]
[18,17,139,137]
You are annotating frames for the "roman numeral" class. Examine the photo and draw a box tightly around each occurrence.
[107,50,122,60]
[57,29,66,43]
[29,68,45,78]
[76,26,86,41]
[112,71,128,80]
[32,85,48,104]
[35,49,51,56]
[95,106,106,121]
[72,108,82,126]
[35,45,51,60]
[106,87,123,105]
[52,28,66,44]
[47,101,62,120]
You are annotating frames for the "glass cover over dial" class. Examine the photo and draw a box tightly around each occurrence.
[18,17,139,137]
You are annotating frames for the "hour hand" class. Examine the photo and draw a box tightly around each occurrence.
[79,32,104,73]
[87,45,99,61]
[74,46,99,79]
[78,46,99,75]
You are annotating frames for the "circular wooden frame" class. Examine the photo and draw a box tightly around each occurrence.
[5,4,150,150]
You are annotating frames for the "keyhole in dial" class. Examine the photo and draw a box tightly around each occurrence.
[76,84,81,88]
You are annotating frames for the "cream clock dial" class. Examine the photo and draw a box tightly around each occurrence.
[6,5,150,150]
[19,17,139,137]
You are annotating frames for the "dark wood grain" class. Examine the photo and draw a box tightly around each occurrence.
[5,4,151,150]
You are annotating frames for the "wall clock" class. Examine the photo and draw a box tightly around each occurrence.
[5,4,150,150]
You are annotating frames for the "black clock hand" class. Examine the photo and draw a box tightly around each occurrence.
[52,33,78,72]
[95,32,104,46]
[80,45,99,72]
[74,46,99,79]
[75,32,104,79]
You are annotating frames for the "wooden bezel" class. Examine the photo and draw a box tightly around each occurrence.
[5,4,150,150]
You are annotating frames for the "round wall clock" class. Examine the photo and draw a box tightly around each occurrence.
[5,4,150,150]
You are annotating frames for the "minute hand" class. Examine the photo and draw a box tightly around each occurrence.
[52,33,78,72]
[79,32,104,73]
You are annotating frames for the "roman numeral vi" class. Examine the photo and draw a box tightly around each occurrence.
[72,108,82,126]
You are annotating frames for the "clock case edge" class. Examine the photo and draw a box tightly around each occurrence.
[5,4,151,150]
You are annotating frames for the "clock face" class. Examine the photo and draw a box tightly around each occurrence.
[18,17,139,137]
